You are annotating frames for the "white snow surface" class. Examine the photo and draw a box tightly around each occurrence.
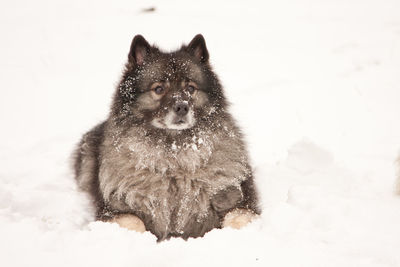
[1,0,400,266]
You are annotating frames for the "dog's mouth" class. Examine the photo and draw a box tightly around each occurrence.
[174,118,186,125]
[151,110,196,130]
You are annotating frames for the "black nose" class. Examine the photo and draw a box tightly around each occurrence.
[174,102,189,116]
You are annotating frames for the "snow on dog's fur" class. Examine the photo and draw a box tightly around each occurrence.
[73,34,260,241]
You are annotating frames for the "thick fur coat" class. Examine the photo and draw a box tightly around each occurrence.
[73,34,260,241]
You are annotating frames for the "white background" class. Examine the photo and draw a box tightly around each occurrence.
[1,0,400,266]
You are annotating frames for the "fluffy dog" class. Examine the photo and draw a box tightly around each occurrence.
[73,34,260,241]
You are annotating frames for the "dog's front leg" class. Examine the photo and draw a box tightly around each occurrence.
[210,186,258,229]
[108,214,146,233]
[222,209,258,229]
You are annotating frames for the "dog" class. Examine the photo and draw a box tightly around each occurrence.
[73,34,260,241]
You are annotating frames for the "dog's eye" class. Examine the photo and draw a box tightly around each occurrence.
[187,85,196,94]
[154,86,164,95]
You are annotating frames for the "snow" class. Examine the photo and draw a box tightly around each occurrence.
[1,0,400,266]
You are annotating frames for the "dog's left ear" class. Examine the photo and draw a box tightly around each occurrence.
[187,34,209,63]
[129,35,151,66]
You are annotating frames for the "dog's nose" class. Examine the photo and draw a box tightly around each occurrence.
[174,102,189,116]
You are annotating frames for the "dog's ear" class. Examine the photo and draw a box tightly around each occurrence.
[129,35,151,66]
[187,34,209,63]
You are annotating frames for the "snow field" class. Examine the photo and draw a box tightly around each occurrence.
[1,0,400,266]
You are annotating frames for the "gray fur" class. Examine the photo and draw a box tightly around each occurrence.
[73,34,260,241]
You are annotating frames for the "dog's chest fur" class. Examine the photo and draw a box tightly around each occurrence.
[98,123,247,238]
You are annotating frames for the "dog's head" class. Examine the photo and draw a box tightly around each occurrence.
[113,35,227,133]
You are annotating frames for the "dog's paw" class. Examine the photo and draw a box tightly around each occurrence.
[222,209,258,229]
[109,214,146,233]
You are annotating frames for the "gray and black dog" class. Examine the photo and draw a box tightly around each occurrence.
[73,34,260,241]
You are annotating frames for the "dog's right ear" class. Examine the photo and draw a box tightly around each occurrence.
[187,34,209,63]
[128,35,151,66]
